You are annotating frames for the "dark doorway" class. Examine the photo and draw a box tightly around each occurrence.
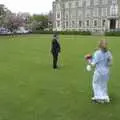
[110,19,116,29]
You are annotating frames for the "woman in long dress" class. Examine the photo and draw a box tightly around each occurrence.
[86,40,112,103]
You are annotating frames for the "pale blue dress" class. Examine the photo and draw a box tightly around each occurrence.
[91,49,112,100]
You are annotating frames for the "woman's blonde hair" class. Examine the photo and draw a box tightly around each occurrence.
[98,39,108,52]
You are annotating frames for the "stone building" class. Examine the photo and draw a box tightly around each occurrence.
[52,0,120,32]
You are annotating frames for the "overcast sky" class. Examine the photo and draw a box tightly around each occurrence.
[1,0,54,14]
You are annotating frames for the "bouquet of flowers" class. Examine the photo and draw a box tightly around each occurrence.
[85,54,93,72]
[85,54,92,60]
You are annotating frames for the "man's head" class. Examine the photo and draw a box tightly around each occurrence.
[53,32,59,41]
[53,34,57,38]
[53,32,59,37]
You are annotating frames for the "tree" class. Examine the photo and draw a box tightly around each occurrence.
[32,14,49,31]
[0,4,7,26]
[48,11,53,31]
[0,4,51,32]
[0,5,32,31]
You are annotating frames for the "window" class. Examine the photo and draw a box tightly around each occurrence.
[79,0,83,7]
[72,21,75,28]
[112,0,117,4]
[86,9,90,17]
[65,12,69,19]
[66,15,68,19]
[86,20,90,26]
[102,0,108,5]
[66,21,68,28]
[93,8,99,17]
[65,2,69,8]
[56,4,60,9]
[102,8,107,17]
[79,21,82,27]
[110,5,118,16]
[94,0,99,5]
[102,20,106,27]
[57,21,60,27]
[86,0,90,6]
[71,2,76,8]
[94,20,97,27]
[78,10,82,17]
[71,10,76,18]
[76,2,79,7]
[56,13,60,19]
[69,2,72,8]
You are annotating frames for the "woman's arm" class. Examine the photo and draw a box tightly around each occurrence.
[108,51,113,66]
[85,51,99,67]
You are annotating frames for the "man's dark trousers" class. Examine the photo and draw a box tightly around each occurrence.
[52,53,58,69]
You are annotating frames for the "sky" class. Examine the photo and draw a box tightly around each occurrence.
[1,0,54,14]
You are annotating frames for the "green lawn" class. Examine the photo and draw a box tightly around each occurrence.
[0,34,120,120]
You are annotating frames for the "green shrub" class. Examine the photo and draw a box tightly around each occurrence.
[32,30,53,34]
[105,31,120,36]
[32,30,91,35]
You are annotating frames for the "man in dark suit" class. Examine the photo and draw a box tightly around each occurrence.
[51,33,61,69]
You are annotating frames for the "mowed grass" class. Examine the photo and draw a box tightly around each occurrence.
[0,34,120,120]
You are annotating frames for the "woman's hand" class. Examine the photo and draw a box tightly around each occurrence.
[85,54,92,60]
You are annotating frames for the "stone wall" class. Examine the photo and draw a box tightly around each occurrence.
[53,0,120,32]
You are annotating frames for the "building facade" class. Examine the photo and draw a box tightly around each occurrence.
[52,0,120,32]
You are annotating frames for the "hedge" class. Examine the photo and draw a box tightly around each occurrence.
[0,31,91,36]
[105,31,120,36]
[32,30,91,35]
